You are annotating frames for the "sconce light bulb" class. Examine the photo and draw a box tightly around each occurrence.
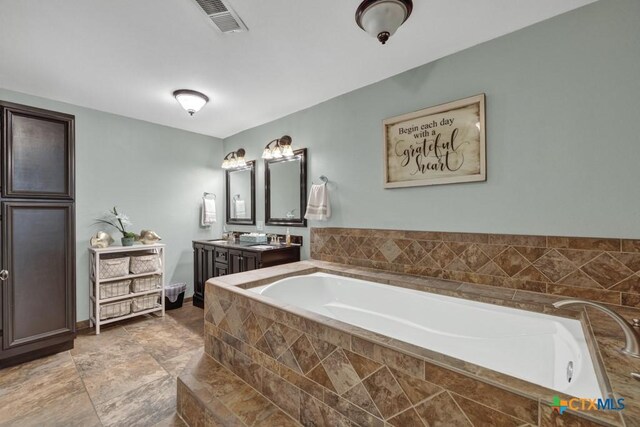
[282,145,294,157]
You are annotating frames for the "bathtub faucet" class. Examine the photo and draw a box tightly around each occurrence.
[553,299,640,359]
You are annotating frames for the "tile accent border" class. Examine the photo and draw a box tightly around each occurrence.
[189,262,637,426]
[310,227,640,309]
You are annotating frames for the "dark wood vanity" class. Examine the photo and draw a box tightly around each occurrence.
[192,239,300,308]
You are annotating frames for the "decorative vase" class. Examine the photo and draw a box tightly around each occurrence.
[121,237,135,246]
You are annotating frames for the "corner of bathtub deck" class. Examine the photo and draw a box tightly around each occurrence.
[176,349,301,426]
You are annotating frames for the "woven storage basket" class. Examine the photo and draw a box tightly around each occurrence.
[99,257,130,279]
[130,254,160,274]
[100,300,131,320]
[131,275,161,293]
[132,294,159,312]
[98,279,131,299]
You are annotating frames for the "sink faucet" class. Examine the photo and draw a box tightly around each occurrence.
[553,299,640,358]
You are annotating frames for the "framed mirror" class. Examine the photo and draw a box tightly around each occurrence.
[226,161,256,225]
[265,148,307,227]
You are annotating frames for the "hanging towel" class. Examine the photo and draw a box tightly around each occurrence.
[234,199,246,218]
[201,197,217,226]
[304,183,331,221]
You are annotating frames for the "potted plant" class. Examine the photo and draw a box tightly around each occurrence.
[95,207,136,246]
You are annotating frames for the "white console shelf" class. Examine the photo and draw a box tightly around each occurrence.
[88,243,165,334]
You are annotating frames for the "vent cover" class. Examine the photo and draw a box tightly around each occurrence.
[193,0,248,33]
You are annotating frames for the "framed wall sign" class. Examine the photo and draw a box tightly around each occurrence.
[383,94,486,188]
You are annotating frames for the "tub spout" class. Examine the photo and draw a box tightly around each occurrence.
[553,299,640,359]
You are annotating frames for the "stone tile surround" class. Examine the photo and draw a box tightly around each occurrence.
[310,227,640,309]
[192,261,640,427]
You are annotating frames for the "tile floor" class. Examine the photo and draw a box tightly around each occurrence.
[0,302,204,427]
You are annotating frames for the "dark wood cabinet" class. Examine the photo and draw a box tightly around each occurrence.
[192,240,300,308]
[2,202,75,351]
[228,249,259,274]
[2,102,74,199]
[0,101,76,368]
[214,262,228,278]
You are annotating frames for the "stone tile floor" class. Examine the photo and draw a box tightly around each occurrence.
[0,302,204,427]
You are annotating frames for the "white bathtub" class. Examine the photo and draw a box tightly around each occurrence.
[250,272,603,399]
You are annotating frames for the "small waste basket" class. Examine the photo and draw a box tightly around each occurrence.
[164,282,187,310]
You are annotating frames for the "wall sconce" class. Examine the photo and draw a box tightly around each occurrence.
[262,135,294,159]
[355,0,413,45]
[173,89,209,116]
[221,148,247,169]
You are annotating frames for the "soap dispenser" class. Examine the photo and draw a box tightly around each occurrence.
[286,228,291,246]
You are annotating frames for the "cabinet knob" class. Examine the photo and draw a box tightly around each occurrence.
[0,270,9,281]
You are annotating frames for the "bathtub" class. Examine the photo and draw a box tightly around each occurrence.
[250,272,603,399]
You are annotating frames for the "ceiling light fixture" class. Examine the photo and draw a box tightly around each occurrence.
[221,149,247,169]
[355,0,413,45]
[262,135,294,159]
[173,89,209,116]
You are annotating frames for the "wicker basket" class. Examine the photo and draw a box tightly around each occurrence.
[131,275,161,293]
[132,294,159,312]
[98,279,131,299]
[99,257,130,279]
[130,254,160,274]
[100,300,131,320]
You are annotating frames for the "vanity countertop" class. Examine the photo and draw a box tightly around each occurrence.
[192,239,301,252]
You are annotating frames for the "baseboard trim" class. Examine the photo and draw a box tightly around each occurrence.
[76,319,91,331]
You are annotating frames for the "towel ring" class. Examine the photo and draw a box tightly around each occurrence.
[319,175,329,184]
[233,194,241,201]
[203,192,216,199]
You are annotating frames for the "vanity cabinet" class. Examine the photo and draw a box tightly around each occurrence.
[192,240,300,308]
[229,250,258,274]
[0,101,76,368]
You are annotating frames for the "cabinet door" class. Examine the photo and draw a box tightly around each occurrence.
[193,245,204,307]
[228,250,242,274]
[214,262,228,277]
[1,102,74,199]
[204,247,216,281]
[2,201,75,350]
[242,252,258,272]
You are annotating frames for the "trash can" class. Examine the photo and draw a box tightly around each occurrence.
[164,282,187,310]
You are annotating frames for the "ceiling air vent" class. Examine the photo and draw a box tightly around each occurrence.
[193,0,248,33]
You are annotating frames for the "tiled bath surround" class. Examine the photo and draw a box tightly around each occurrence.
[190,261,640,427]
[311,228,640,308]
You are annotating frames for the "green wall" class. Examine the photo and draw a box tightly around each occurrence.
[223,0,640,259]
[1,0,638,322]
[0,88,224,321]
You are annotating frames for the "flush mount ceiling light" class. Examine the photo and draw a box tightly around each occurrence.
[355,0,413,45]
[262,135,294,160]
[221,149,247,169]
[173,89,209,116]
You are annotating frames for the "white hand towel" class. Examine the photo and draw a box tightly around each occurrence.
[304,183,331,221]
[201,197,216,226]
[234,200,246,218]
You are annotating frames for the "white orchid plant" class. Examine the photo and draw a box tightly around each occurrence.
[94,206,135,239]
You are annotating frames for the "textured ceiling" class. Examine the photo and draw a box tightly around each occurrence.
[0,0,594,138]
